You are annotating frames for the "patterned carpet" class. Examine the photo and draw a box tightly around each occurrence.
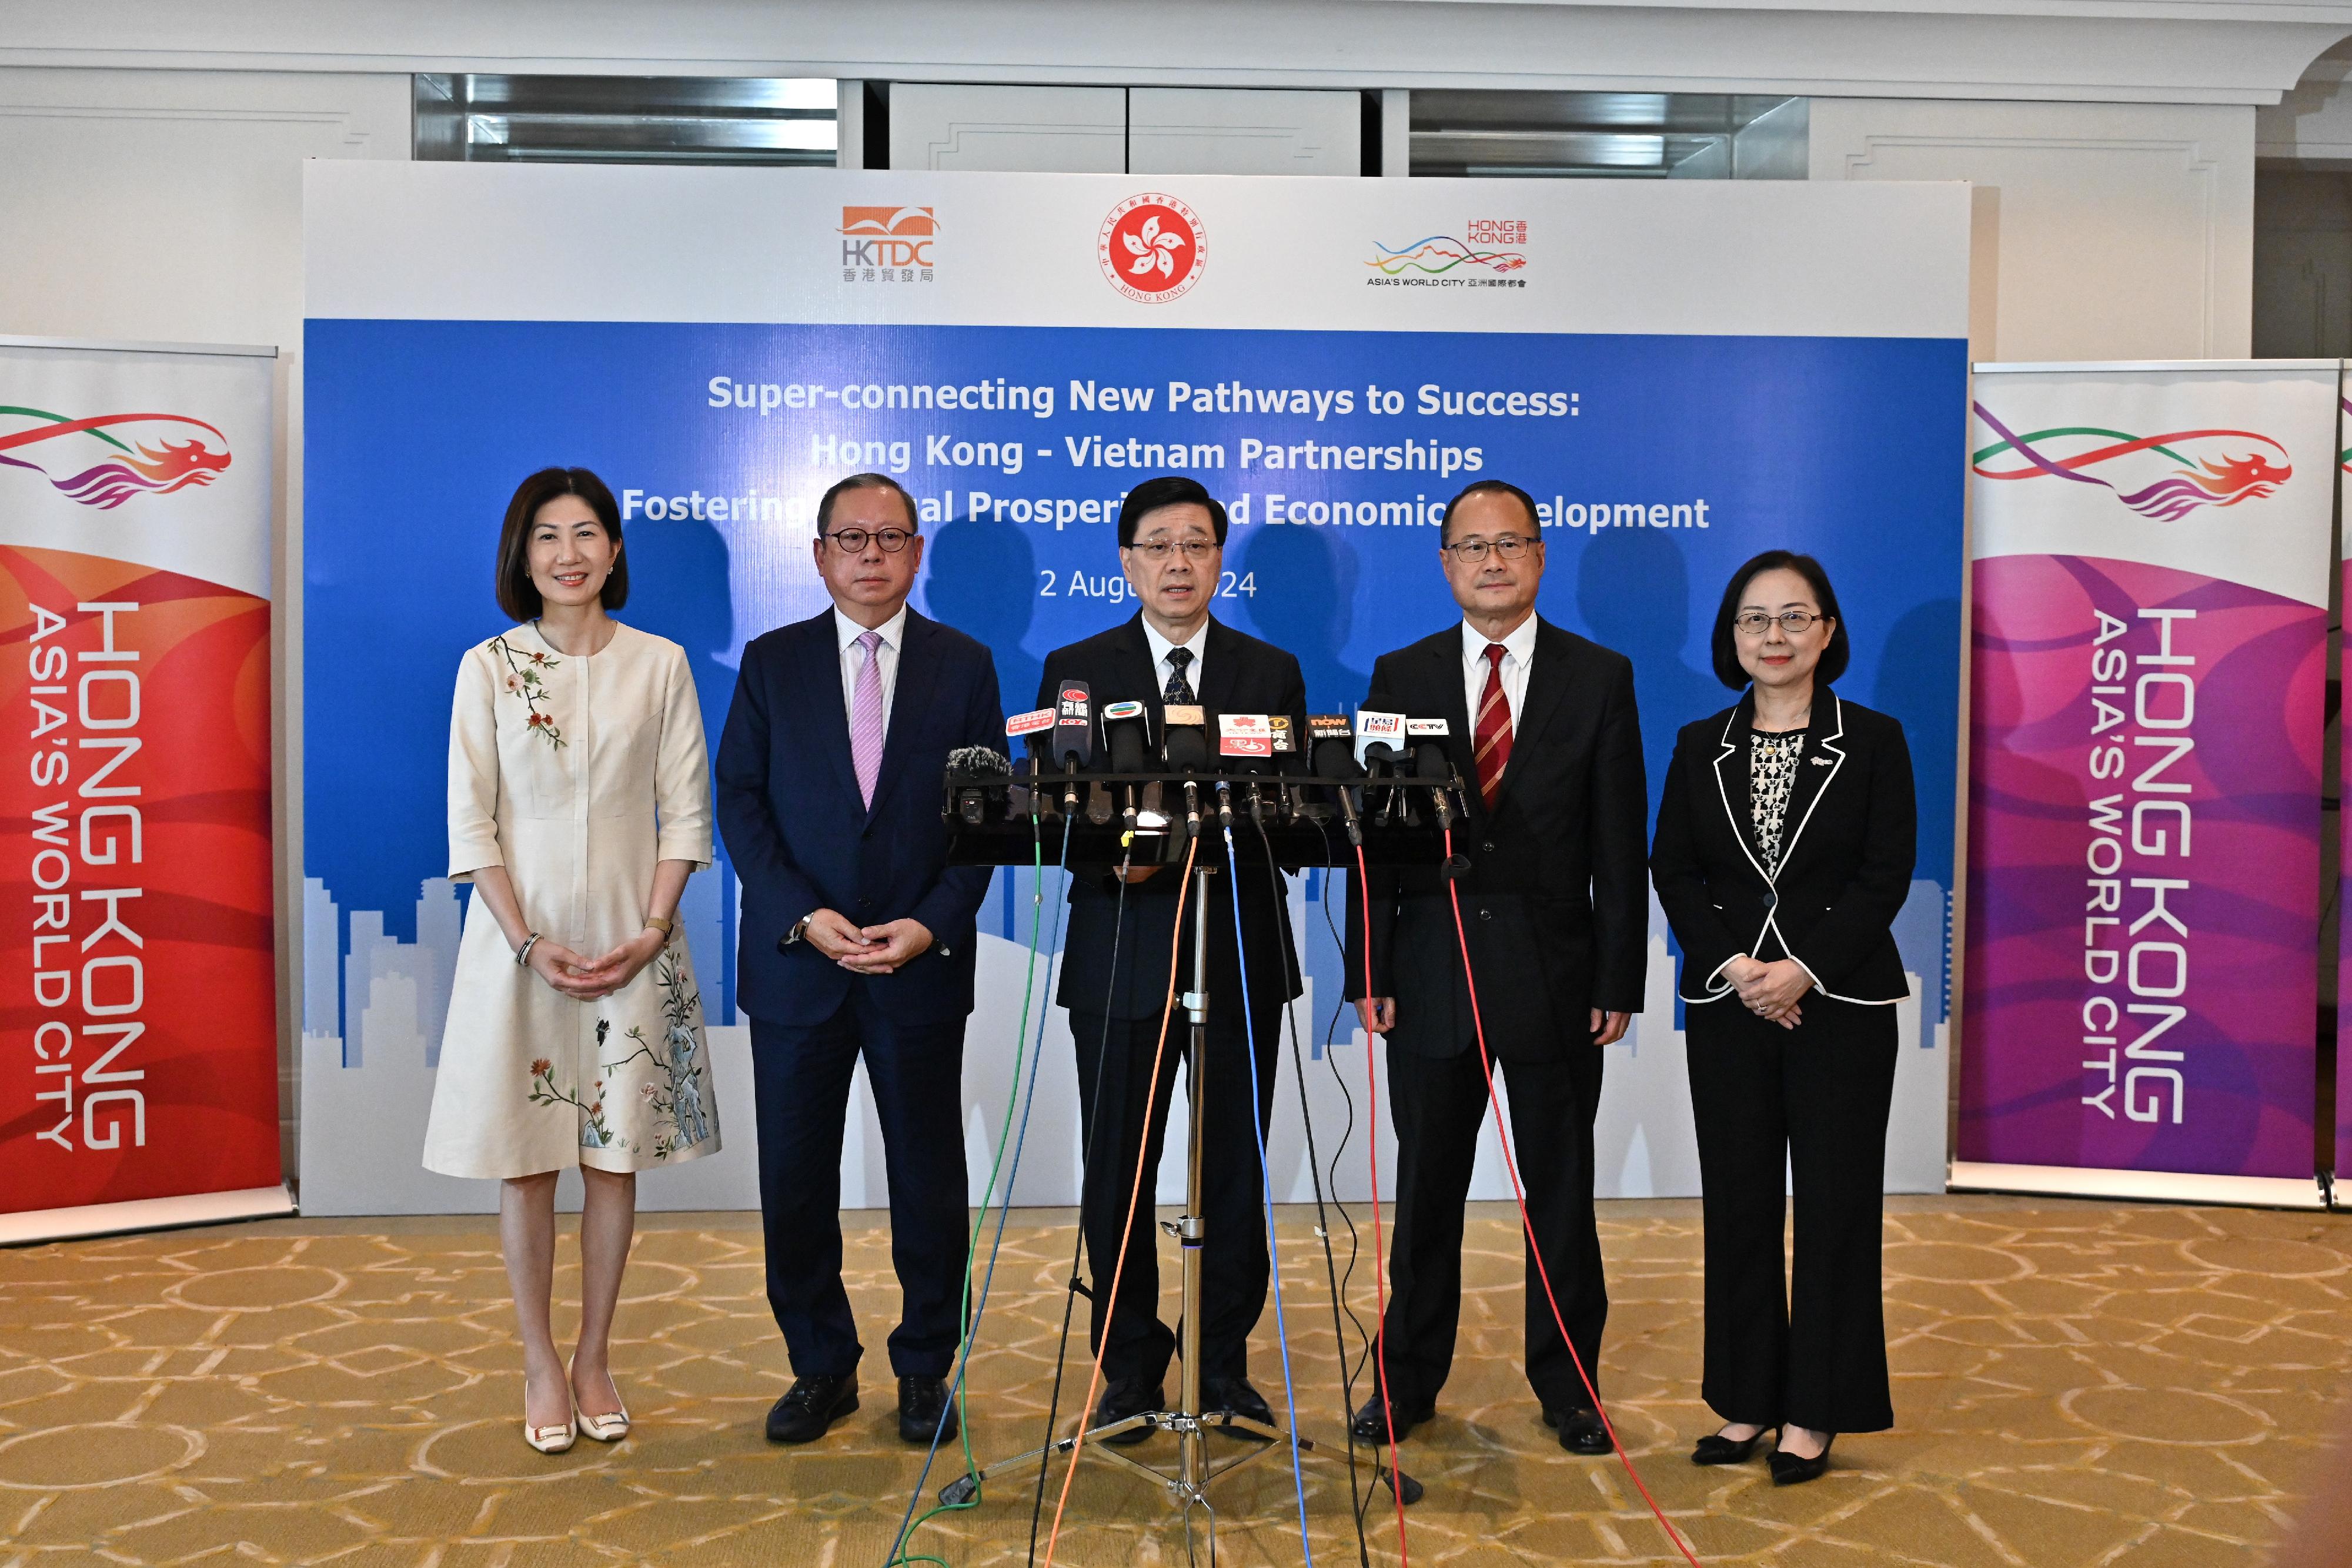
[1,1196,2348,1566]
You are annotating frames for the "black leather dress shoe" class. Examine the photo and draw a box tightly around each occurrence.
[766,1373,858,1444]
[1768,1434,1836,1485]
[1546,1406,1613,1455]
[1093,1378,1164,1447]
[1349,1392,1435,1445]
[1201,1375,1275,1429]
[1692,1425,1773,1466]
[898,1376,957,1445]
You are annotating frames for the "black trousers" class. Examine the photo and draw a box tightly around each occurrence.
[1070,1006,1279,1388]
[749,992,969,1380]
[1374,1035,1607,1415]
[1685,993,1898,1434]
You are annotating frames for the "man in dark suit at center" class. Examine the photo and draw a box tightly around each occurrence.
[717,472,1004,1449]
[1345,478,1648,1455]
[1037,474,1308,1439]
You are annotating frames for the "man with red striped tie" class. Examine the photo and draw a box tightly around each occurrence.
[1344,478,1649,1456]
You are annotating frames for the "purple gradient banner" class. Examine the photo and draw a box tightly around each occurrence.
[2341,547,2352,1186]
[1961,554,2323,1178]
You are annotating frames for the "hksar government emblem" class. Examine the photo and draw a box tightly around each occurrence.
[1098,193,1207,304]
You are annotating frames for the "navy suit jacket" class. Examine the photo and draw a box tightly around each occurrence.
[717,607,1004,1027]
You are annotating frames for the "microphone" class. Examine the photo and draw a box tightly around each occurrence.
[1004,707,1057,817]
[1102,700,1153,831]
[1356,710,1406,826]
[948,744,1013,825]
[1052,680,1093,814]
[1411,733,1455,831]
[1162,703,1211,838]
[1307,714,1365,845]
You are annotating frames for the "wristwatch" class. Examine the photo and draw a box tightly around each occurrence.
[643,913,674,940]
[782,915,811,950]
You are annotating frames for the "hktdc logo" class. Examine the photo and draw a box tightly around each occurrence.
[840,206,936,284]
[1098,194,1206,303]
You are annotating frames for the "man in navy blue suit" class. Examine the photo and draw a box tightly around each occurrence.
[717,472,1004,1447]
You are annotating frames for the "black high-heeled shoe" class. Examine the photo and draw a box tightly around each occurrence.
[1690,1425,1773,1466]
[1768,1432,1836,1485]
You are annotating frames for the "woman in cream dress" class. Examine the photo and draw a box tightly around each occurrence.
[424,466,720,1453]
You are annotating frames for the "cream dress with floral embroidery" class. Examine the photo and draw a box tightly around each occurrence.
[423,620,723,1178]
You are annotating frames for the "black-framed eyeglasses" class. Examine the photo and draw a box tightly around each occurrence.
[823,526,916,553]
[1733,610,1823,636]
[1442,535,1536,563]
[1126,538,1219,561]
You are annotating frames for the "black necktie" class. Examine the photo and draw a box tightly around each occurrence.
[1164,647,1196,705]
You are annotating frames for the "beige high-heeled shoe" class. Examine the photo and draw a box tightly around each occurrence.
[570,1360,630,1443]
[523,1381,577,1455]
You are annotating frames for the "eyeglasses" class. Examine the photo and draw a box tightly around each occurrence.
[1442,535,1536,563]
[1127,538,1219,561]
[823,527,916,553]
[1733,610,1824,636]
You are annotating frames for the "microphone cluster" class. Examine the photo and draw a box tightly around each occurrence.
[951,686,1468,850]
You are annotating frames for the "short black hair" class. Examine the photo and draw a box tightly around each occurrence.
[1439,479,1541,545]
[1117,474,1227,547]
[817,472,918,534]
[1710,549,1850,690]
[496,467,627,623]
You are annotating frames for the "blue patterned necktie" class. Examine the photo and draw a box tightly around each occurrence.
[1163,646,1195,705]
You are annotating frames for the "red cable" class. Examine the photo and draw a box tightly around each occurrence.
[1441,826,1705,1568]
[1352,842,1412,1567]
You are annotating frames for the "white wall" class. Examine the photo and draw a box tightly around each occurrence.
[0,66,412,1178]
[886,83,1360,175]
[1810,98,2257,360]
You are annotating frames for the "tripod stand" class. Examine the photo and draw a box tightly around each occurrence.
[937,770,1425,1545]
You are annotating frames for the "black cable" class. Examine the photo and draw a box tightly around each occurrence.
[1027,835,1134,1566]
[1311,819,1374,1465]
[1252,813,1373,1568]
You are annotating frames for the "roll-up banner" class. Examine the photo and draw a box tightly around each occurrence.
[0,337,289,1242]
[1957,361,2337,1208]
[2340,396,2352,1194]
[302,165,1969,1214]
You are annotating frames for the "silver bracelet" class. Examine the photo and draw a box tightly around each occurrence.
[516,932,542,967]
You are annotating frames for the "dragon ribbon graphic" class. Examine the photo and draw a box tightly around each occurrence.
[0,407,232,510]
[1972,402,2288,522]
[1368,236,1527,276]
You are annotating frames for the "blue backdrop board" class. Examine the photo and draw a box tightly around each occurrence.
[301,165,1969,1213]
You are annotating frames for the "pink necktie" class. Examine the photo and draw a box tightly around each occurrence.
[850,629,884,808]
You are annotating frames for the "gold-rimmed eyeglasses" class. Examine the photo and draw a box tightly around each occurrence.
[1442,536,1536,563]
[1127,538,1219,561]
[1733,610,1823,636]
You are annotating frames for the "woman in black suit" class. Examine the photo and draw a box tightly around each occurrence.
[1649,550,1916,1485]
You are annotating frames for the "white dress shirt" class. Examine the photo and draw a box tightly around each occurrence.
[835,603,909,733]
[1142,617,1209,702]
[1462,613,1538,728]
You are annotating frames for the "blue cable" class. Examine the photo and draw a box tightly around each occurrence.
[887,820,1072,1567]
[1221,808,1315,1566]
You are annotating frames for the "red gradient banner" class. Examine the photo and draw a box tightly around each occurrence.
[0,545,279,1210]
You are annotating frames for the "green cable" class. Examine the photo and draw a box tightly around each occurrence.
[888,819,1063,1566]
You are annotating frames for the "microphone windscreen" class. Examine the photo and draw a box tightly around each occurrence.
[1311,736,1365,781]
[950,745,1013,776]
[1413,741,1449,780]
[1164,726,1213,773]
[1108,722,1148,773]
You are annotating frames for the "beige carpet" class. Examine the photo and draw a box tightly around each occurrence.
[1,1196,2348,1566]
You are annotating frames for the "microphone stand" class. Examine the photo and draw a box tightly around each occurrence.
[935,763,1429,1541]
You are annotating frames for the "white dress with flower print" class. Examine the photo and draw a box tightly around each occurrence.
[423,621,723,1178]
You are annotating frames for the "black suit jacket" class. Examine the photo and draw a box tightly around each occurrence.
[1037,613,1306,1021]
[716,609,1003,1027]
[1649,688,1915,1006]
[1344,617,1649,1062]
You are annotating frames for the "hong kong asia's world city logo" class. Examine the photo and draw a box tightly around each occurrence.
[1368,219,1529,282]
[0,406,232,510]
[1971,402,2290,521]
[1098,193,1206,303]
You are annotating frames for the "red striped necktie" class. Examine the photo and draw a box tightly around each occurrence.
[1474,641,1512,810]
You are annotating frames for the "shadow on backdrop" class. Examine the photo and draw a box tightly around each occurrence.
[1576,527,1723,824]
[1237,523,1365,717]
[923,516,1041,717]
